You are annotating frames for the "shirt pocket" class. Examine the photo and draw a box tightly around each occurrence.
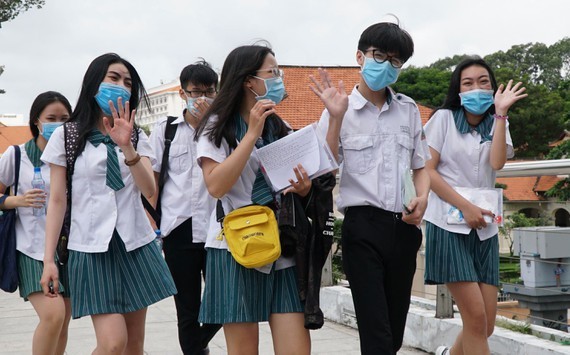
[341,135,375,174]
[169,144,190,175]
[396,135,412,168]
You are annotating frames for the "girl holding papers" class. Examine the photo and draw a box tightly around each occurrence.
[423,57,527,355]
[194,43,346,355]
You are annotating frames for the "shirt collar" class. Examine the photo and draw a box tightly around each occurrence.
[350,85,394,110]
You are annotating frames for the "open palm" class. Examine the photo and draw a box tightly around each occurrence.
[309,68,348,118]
[104,97,136,148]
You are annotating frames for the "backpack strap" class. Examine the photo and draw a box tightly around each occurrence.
[142,116,178,225]
[1,146,21,205]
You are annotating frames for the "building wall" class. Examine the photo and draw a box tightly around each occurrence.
[137,80,184,130]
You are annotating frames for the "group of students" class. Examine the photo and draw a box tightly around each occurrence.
[0,16,528,355]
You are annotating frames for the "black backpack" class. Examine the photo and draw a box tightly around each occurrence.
[141,116,178,226]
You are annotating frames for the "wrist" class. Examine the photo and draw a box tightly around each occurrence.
[493,113,508,120]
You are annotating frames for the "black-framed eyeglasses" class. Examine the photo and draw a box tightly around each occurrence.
[184,88,217,98]
[255,67,284,78]
[364,49,405,68]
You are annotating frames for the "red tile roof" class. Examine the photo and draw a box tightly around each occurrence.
[0,126,32,154]
[496,176,562,201]
[278,66,433,129]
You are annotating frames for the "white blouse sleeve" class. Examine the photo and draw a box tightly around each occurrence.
[40,126,67,167]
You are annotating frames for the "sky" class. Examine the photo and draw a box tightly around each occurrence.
[0,0,569,119]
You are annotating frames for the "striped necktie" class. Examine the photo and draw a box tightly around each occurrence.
[86,129,125,191]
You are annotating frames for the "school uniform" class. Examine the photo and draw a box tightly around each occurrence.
[0,142,66,300]
[149,114,220,354]
[196,115,303,324]
[41,126,176,319]
[318,86,430,355]
[423,109,514,287]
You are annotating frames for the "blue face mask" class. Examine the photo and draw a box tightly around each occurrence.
[251,76,286,104]
[361,56,400,91]
[94,82,131,116]
[459,89,494,115]
[185,95,214,116]
[39,122,63,141]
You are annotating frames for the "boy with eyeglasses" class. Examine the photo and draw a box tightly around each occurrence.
[148,59,221,355]
[315,18,430,354]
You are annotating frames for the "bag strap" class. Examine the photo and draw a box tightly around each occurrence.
[142,116,178,225]
[1,145,21,206]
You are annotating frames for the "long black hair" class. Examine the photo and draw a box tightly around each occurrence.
[195,44,289,149]
[70,53,149,152]
[29,91,72,139]
[432,56,498,117]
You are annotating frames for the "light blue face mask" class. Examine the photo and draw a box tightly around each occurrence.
[361,56,400,91]
[185,95,214,116]
[459,89,494,115]
[39,122,63,141]
[94,82,131,116]
[251,76,286,104]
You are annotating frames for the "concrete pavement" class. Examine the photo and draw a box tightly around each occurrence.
[0,290,427,354]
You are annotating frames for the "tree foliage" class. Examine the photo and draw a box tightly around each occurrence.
[392,67,451,108]
[545,140,570,201]
[0,0,44,24]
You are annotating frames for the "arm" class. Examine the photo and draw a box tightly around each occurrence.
[0,186,45,209]
[201,134,258,199]
[201,100,275,198]
[40,164,67,296]
[425,147,492,229]
[490,80,527,170]
[309,68,349,163]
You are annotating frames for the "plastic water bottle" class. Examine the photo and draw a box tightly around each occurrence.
[154,229,163,248]
[31,167,46,216]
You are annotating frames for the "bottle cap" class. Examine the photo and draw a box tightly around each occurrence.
[34,167,41,172]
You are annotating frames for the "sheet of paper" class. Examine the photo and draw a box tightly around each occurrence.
[256,124,337,192]
[446,187,503,226]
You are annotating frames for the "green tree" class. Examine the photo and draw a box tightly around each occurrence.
[545,140,570,201]
[392,66,451,108]
[500,212,549,256]
[0,0,45,25]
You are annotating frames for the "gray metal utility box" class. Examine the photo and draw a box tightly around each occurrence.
[513,227,570,288]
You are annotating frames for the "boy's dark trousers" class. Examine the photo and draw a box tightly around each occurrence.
[162,217,221,355]
[342,206,422,355]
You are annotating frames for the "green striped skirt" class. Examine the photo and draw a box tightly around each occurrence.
[17,252,67,300]
[199,248,303,324]
[424,222,499,287]
[68,231,177,319]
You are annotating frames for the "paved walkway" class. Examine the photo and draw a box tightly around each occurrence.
[0,290,427,354]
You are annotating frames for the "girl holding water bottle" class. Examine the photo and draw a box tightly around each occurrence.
[0,91,73,355]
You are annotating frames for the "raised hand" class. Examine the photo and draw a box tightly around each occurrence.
[190,98,211,121]
[247,99,276,140]
[494,80,527,115]
[309,68,349,120]
[103,96,136,148]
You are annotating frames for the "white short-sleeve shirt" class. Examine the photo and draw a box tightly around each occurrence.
[318,86,431,214]
[149,115,214,241]
[0,144,51,260]
[196,115,294,271]
[41,125,158,253]
[423,109,514,239]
